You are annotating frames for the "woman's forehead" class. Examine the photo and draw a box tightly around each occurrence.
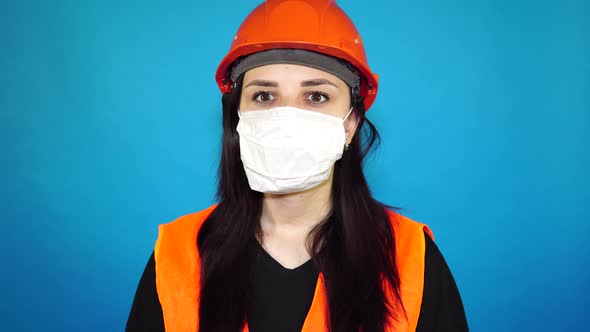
[243,63,347,88]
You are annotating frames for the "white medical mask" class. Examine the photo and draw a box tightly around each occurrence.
[236,106,353,194]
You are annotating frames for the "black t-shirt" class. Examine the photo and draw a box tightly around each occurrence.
[126,231,468,331]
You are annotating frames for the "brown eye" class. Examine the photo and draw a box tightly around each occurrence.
[306,91,329,104]
[253,91,275,103]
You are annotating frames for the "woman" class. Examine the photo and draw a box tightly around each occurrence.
[127,0,468,331]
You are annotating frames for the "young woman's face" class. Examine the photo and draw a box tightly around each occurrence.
[239,64,352,119]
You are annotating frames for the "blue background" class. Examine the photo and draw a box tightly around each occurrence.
[2,0,588,331]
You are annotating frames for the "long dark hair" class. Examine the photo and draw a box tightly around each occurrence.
[197,76,405,331]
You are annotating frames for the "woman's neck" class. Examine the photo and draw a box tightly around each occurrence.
[261,172,333,232]
[260,172,333,247]
[257,170,334,268]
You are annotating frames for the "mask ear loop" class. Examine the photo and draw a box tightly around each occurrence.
[342,106,354,123]
[343,106,354,151]
[343,82,363,151]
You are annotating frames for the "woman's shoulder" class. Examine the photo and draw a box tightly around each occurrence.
[160,204,217,228]
[385,208,434,241]
[155,204,218,252]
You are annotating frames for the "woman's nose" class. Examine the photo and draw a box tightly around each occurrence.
[275,92,303,109]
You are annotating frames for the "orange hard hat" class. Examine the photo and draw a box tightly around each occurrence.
[215,0,379,111]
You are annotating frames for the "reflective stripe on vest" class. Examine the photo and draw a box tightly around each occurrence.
[154,205,433,332]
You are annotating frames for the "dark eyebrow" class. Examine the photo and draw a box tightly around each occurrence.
[244,80,278,88]
[300,79,338,88]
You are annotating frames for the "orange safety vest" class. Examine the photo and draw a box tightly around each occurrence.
[154,205,433,332]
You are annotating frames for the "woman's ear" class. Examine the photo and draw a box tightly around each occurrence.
[344,109,360,144]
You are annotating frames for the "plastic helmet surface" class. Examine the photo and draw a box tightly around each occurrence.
[215,0,379,110]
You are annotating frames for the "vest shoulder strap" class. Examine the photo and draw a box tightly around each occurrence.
[386,209,433,331]
[154,204,217,332]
